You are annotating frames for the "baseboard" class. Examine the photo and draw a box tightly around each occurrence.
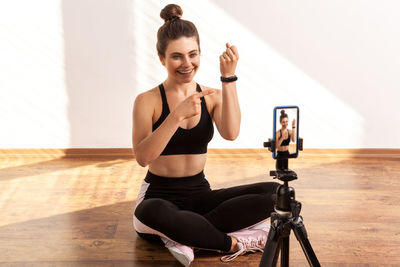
[1,148,400,159]
[0,148,134,158]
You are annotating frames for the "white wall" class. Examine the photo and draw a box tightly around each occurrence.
[1,0,399,149]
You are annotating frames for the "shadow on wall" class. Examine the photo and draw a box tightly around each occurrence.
[62,0,136,148]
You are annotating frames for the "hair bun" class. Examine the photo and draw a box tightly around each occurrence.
[160,4,183,22]
[281,110,286,115]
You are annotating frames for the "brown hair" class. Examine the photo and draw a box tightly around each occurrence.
[156,4,200,57]
[280,110,288,123]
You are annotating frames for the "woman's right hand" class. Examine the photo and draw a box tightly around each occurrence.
[172,89,215,121]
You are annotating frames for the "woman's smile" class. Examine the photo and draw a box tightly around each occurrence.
[177,68,194,75]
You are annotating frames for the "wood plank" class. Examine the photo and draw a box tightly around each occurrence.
[0,149,399,266]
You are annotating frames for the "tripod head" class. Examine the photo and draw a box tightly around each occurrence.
[270,169,297,183]
[270,169,297,213]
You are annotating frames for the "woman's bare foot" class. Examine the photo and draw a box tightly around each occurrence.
[228,236,239,253]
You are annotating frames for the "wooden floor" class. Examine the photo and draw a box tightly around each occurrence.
[1,149,400,266]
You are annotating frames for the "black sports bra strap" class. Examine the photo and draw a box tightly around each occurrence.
[158,83,167,104]
[158,84,170,113]
[196,84,206,105]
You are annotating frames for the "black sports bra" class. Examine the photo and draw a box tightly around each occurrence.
[152,83,214,155]
[280,129,291,146]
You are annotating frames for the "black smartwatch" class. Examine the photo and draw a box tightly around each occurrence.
[220,75,238,83]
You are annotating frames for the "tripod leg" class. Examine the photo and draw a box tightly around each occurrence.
[292,217,321,267]
[271,239,281,267]
[281,236,289,267]
[259,223,281,267]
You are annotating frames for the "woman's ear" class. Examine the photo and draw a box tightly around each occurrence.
[158,54,165,66]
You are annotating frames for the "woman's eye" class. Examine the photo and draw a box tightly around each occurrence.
[190,53,197,57]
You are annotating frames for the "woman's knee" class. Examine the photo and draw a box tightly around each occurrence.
[135,198,176,222]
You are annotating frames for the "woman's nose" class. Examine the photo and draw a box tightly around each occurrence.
[182,56,191,66]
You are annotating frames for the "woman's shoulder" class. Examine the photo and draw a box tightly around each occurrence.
[134,86,160,104]
[198,84,221,101]
[198,84,220,91]
[199,84,220,91]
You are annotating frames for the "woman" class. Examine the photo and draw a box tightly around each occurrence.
[132,4,279,266]
[275,110,296,170]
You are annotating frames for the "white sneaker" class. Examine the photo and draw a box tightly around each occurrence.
[220,228,268,262]
[161,237,194,266]
[245,219,270,232]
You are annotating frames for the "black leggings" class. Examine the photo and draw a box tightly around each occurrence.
[134,171,280,252]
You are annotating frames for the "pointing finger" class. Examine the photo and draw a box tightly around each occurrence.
[198,89,215,97]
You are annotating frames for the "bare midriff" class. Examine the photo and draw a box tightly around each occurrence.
[148,153,207,178]
[277,145,289,152]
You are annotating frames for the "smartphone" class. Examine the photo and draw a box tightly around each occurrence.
[272,106,299,159]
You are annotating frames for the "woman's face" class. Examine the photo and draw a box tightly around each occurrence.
[160,36,200,83]
[280,118,288,128]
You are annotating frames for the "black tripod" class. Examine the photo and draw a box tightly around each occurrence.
[259,160,321,267]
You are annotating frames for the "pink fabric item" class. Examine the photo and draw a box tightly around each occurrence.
[134,180,150,209]
[133,180,165,237]
[162,237,194,266]
[220,228,268,262]
[244,218,270,232]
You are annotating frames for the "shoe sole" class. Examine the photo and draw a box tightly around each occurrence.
[167,247,192,267]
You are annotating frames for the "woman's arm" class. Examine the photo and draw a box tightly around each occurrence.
[132,92,181,167]
[291,119,296,142]
[291,129,296,142]
[212,43,241,140]
[213,83,241,140]
[276,130,283,149]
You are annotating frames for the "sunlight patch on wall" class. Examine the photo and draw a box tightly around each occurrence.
[0,0,69,148]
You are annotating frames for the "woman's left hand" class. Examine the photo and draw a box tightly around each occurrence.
[292,119,296,128]
[220,43,239,77]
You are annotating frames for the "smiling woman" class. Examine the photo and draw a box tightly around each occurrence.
[131,4,279,266]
